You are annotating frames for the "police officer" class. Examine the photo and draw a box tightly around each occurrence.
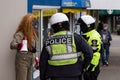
[39,13,93,80]
[77,15,102,80]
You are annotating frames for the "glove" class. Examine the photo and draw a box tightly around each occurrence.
[35,57,39,69]
[16,43,22,50]
[87,64,95,71]
[30,47,36,53]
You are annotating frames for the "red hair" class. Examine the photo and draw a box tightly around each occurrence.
[15,14,38,50]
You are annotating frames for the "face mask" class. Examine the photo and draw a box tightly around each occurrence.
[32,19,38,29]
[80,24,89,33]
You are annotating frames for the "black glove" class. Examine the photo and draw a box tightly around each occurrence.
[87,64,95,71]
[16,43,22,50]
[30,47,36,53]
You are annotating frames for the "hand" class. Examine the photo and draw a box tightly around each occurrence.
[30,47,36,53]
[87,64,95,71]
[35,57,39,69]
[16,43,22,50]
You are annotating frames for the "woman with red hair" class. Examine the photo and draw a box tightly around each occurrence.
[10,14,39,80]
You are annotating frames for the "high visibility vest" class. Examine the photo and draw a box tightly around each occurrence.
[45,31,81,66]
[83,30,102,71]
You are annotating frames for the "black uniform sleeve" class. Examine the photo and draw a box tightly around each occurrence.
[39,46,49,80]
[74,33,93,69]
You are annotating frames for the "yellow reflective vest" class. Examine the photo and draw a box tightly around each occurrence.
[45,31,81,66]
[82,30,102,71]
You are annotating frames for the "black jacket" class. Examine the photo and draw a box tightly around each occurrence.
[100,29,112,45]
[39,33,93,80]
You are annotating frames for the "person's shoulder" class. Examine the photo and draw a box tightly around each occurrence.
[90,30,101,39]
[15,32,23,35]
[74,33,82,37]
[73,33,85,41]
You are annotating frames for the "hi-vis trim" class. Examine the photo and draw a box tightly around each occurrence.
[66,31,73,53]
[46,46,52,54]
[51,52,81,60]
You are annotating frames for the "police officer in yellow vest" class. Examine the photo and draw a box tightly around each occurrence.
[77,15,102,80]
[39,13,93,80]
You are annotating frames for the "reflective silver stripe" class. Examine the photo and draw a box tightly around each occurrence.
[66,31,73,53]
[46,46,52,54]
[67,44,73,53]
[67,31,72,35]
[51,52,81,60]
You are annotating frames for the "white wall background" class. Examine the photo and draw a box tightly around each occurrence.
[0,0,27,80]
[89,0,120,10]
